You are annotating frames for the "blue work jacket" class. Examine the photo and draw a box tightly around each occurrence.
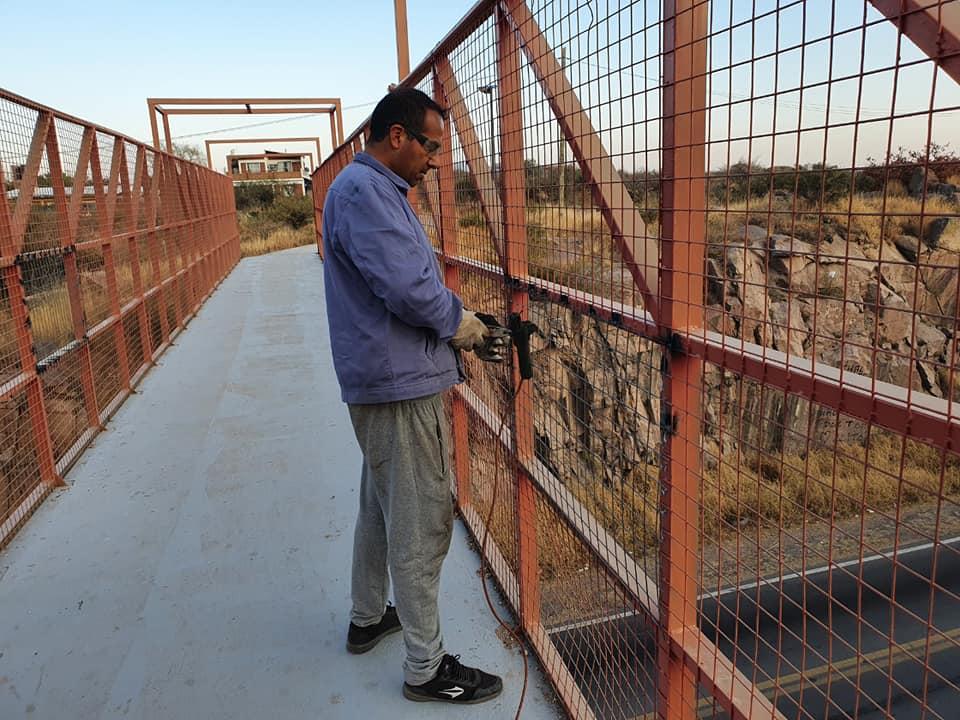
[321,152,463,404]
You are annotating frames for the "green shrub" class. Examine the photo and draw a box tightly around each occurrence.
[234,184,276,212]
[265,195,313,230]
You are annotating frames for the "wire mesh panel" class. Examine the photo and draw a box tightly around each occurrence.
[0,88,240,548]
[313,1,960,717]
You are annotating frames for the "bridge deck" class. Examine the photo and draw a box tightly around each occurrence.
[0,245,559,720]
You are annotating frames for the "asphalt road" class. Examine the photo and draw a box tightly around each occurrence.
[550,538,960,719]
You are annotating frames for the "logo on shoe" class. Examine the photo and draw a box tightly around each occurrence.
[439,686,465,699]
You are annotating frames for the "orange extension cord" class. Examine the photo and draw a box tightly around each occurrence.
[477,376,530,720]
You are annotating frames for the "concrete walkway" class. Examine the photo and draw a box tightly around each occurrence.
[0,245,560,720]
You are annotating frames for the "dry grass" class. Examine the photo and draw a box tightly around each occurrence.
[706,434,959,535]
[28,286,74,354]
[707,192,957,246]
[239,225,315,258]
[525,204,643,300]
[833,193,958,244]
[556,430,960,560]
[526,204,608,234]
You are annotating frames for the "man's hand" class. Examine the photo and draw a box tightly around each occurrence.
[451,309,489,350]
[474,325,510,363]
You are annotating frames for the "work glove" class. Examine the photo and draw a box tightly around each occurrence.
[450,309,489,350]
[473,313,511,363]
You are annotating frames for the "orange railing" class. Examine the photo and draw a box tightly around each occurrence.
[0,89,239,548]
[314,1,960,718]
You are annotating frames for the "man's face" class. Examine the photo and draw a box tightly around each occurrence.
[395,109,443,186]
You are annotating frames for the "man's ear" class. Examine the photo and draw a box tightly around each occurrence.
[388,124,405,150]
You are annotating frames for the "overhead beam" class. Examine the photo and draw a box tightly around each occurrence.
[148,97,342,105]
[146,97,343,156]
[868,0,960,85]
[159,108,334,116]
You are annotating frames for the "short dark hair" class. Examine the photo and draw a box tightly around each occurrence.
[368,88,446,143]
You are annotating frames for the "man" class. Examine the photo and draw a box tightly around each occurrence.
[321,88,503,705]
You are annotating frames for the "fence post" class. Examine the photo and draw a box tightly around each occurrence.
[0,150,60,489]
[101,137,132,390]
[45,114,102,429]
[126,146,153,369]
[433,66,474,508]
[658,1,708,719]
[498,2,540,632]
[144,150,170,349]
[162,156,186,328]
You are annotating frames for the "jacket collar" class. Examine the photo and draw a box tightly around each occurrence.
[354,151,410,195]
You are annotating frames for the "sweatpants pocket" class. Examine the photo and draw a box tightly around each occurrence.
[432,403,446,476]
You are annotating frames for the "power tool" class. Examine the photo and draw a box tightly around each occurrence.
[473,312,537,380]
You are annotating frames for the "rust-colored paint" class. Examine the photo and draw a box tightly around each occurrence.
[497,3,540,635]
[434,56,505,267]
[656,1,708,716]
[502,0,661,320]
[868,0,960,85]
[394,0,411,80]
[44,113,102,430]
[432,67,471,507]
[146,98,341,156]
[0,160,60,494]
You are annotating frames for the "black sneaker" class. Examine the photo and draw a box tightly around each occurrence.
[346,605,402,654]
[403,654,503,704]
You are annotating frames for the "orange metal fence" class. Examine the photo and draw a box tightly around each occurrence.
[314,1,960,718]
[0,89,240,548]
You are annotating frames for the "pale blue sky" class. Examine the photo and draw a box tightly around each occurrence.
[2,0,477,169]
[2,0,957,172]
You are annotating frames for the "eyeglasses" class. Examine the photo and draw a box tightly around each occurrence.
[402,126,442,155]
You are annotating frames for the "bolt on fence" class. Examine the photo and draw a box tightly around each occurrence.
[314,1,960,718]
[0,88,240,549]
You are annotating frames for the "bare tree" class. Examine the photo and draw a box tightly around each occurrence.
[171,142,205,165]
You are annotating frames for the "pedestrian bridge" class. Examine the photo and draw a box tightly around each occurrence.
[3,1,960,718]
[0,245,559,719]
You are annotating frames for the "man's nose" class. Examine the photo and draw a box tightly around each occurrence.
[427,154,441,170]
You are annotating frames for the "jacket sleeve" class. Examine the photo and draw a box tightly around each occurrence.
[335,186,463,340]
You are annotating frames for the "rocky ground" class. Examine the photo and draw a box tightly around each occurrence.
[508,183,960,622]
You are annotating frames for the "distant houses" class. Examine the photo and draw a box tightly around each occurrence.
[225,150,311,197]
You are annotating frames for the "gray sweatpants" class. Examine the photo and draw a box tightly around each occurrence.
[347,393,455,685]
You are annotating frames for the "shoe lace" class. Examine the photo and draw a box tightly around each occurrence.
[443,654,475,685]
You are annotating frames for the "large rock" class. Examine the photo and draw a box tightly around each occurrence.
[924,217,960,252]
[705,257,724,306]
[785,234,873,299]
[821,233,868,261]
[790,259,872,300]
[892,235,921,263]
[731,224,769,247]
[909,166,940,197]
[916,361,943,398]
[915,320,948,356]
[879,295,914,348]
[918,249,959,325]
[530,304,660,490]
[705,305,740,337]
[767,300,807,356]
[768,234,816,258]
[724,242,769,316]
